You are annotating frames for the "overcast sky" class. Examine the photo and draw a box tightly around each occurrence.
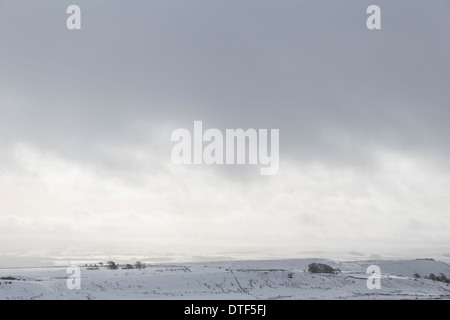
[0,0,450,257]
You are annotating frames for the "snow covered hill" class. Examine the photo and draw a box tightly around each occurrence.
[1,258,450,300]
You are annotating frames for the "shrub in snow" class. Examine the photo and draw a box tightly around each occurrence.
[86,267,99,270]
[426,273,450,283]
[415,258,435,261]
[428,273,437,281]
[308,263,338,274]
[438,273,450,283]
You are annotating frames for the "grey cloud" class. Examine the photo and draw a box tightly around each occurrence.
[1,1,449,171]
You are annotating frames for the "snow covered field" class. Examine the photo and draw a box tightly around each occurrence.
[1,258,450,300]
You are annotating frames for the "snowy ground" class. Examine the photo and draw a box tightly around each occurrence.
[0,258,450,300]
